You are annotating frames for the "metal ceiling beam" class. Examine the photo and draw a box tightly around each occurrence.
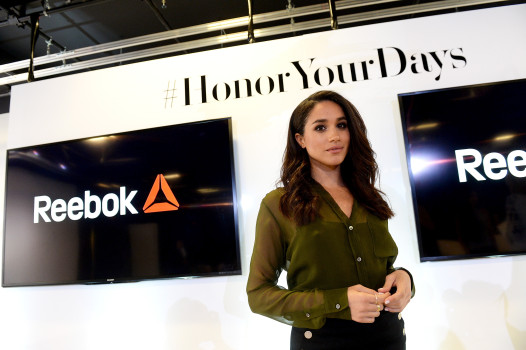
[0,0,402,74]
[0,0,513,87]
[339,0,508,20]
[329,0,339,29]
[247,0,255,43]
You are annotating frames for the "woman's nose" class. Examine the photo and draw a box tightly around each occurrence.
[329,135,340,142]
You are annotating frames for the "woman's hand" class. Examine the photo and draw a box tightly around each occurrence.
[378,270,412,313]
[347,285,390,323]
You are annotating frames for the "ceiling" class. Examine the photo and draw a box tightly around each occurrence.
[0,0,522,113]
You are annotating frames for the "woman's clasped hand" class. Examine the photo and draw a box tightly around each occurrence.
[347,285,390,323]
[347,269,411,323]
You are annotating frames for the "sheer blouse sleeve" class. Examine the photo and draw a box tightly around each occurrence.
[246,196,350,329]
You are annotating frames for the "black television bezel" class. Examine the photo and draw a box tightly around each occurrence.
[2,117,242,287]
[398,78,526,262]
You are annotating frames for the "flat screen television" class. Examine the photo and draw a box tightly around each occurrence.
[398,79,526,262]
[2,117,241,286]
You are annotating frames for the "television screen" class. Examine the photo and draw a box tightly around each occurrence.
[2,118,241,286]
[399,79,526,261]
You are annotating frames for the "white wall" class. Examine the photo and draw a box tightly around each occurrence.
[2,5,526,349]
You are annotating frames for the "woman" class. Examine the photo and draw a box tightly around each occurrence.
[247,90,414,350]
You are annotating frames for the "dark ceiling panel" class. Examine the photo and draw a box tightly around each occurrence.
[1,1,35,7]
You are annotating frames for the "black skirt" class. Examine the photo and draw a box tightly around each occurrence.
[290,311,406,350]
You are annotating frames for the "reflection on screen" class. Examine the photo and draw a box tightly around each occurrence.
[399,79,526,261]
[3,118,241,286]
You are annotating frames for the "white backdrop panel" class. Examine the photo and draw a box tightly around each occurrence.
[2,4,526,350]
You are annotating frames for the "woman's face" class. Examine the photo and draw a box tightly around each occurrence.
[295,100,350,171]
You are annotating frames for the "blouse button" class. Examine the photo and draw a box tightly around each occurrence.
[306,312,310,318]
[335,303,341,310]
[304,331,313,339]
[357,257,362,262]
[348,225,354,231]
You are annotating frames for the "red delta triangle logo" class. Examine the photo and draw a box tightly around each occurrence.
[143,174,180,213]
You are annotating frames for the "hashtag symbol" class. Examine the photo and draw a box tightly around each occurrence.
[164,80,177,108]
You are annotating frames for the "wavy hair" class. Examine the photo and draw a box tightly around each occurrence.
[279,90,394,225]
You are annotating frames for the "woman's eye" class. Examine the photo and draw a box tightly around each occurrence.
[337,123,348,129]
[314,125,326,131]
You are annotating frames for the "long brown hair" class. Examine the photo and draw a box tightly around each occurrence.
[279,90,394,225]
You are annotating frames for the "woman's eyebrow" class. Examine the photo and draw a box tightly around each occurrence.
[310,118,327,125]
[310,116,346,125]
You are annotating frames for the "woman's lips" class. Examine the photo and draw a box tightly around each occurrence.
[327,146,343,153]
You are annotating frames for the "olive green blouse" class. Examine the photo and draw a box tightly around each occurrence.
[246,181,414,329]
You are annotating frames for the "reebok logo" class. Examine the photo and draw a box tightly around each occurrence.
[33,174,180,223]
[34,187,138,223]
[143,174,180,213]
[455,148,526,182]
